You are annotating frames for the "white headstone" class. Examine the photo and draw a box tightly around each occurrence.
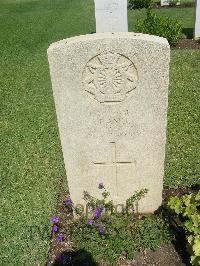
[194,0,200,39]
[160,0,168,6]
[48,33,170,213]
[94,0,128,33]
[160,0,180,6]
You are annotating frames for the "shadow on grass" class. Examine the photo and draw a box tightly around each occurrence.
[182,28,193,39]
[52,249,98,266]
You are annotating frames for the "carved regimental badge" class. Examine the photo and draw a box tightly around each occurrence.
[82,52,138,104]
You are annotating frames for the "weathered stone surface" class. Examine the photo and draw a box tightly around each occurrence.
[94,0,128,33]
[195,0,200,40]
[47,33,170,213]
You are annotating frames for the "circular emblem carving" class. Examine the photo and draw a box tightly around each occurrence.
[82,52,138,104]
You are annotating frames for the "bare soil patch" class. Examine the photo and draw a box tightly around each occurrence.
[173,39,200,49]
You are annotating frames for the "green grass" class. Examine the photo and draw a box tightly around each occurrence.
[0,0,199,265]
[0,1,95,265]
[73,214,172,263]
[165,50,200,188]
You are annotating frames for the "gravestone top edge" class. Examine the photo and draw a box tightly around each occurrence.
[47,33,170,53]
[47,30,170,213]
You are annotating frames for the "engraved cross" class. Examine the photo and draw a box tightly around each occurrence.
[93,142,134,196]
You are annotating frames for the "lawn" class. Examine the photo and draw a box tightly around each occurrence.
[0,0,199,265]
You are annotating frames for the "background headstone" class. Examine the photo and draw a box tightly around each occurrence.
[160,0,180,6]
[48,33,170,213]
[94,0,128,32]
[194,0,200,39]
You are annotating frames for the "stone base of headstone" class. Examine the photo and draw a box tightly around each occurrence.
[48,33,170,214]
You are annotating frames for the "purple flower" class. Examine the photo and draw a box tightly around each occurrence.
[99,226,105,234]
[52,224,58,232]
[93,206,103,219]
[50,215,58,223]
[87,218,93,225]
[57,233,64,242]
[95,223,100,228]
[64,197,73,206]
[98,182,104,189]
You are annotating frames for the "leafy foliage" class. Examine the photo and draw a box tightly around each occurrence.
[169,0,179,7]
[136,9,182,45]
[126,188,148,213]
[129,0,153,9]
[72,214,172,263]
[70,184,171,263]
[168,191,200,265]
